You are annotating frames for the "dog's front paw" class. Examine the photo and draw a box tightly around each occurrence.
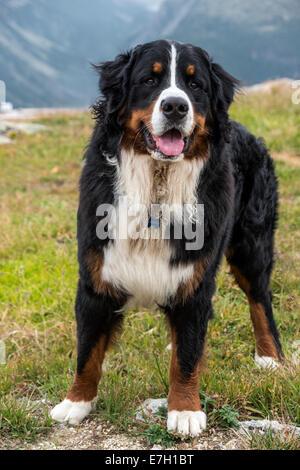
[50,398,95,425]
[167,410,206,437]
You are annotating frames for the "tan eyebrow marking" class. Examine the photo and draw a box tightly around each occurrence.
[186,65,195,76]
[153,62,163,73]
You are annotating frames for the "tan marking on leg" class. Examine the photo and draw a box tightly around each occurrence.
[175,256,210,302]
[249,301,279,359]
[87,250,124,299]
[175,260,204,302]
[168,330,204,412]
[229,264,279,359]
[67,336,107,402]
[186,65,195,76]
[153,62,163,73]
[229,264,251,295]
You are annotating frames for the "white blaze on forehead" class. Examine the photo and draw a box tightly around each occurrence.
[151,43,194,137]
[170,43,177,87]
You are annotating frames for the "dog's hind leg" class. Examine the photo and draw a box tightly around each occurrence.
[227,141,283,368]
[227,255,282,368]
[50,279,124,425]
[228,257,283,368]
[226,203,283,368]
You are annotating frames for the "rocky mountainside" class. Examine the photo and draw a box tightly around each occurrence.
[0,0,149,107]
[136,0,300,85]
[1,0,299,107]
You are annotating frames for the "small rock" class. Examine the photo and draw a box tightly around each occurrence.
[0,122,11,133]
[0,120,48,145]
[239,419,300,436]
[0,135,12,144]
[135,398,168,422]
[6,122,48,135]
[291,340,300,365]
[291,352,300,365]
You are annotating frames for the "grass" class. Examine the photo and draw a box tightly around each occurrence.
[248,429,300,450]
[0,397,52,443]
[0,86,299,449]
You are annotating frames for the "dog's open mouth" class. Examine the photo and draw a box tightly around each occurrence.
[143,125,191,160]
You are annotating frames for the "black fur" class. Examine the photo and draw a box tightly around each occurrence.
[75,40,282,383]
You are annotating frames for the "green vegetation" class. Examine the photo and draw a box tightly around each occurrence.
[231,85,300,154]
[0,86,299,449]
[212,404,240,430]
[141,424,178,447]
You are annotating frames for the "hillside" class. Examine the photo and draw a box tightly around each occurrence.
[0,0,148,107]
[0,0,300,107]
[137,0,300,85]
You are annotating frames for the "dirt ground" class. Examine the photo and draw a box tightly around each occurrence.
[1,416,246,451]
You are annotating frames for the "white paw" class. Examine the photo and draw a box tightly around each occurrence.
[167,410,206,437]
[255,352,279,370]
[50,398,96,425]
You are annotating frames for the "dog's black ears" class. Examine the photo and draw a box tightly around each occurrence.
[98,52,133,116]
[94,46,141,118]
[209,61,240,143]
[92,47,140,154]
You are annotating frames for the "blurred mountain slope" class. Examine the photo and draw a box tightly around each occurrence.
[136,0,300,85]
[0,0,149,107]
[0,0,299,107]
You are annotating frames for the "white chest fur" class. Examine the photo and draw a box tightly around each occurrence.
[101,150,203,309]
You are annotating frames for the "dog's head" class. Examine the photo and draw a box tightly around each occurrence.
[96,40,239,161]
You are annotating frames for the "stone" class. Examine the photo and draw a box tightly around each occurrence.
[135,398,168,422]
[239,419,300,436]
[0,135,12,144]
[0,121,48,145]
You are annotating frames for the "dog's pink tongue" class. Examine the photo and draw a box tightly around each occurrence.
[153,129,184,156]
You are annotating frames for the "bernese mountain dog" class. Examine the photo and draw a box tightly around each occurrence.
[51,40,282,436]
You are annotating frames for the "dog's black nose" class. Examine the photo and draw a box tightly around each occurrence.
[161,97,189,120]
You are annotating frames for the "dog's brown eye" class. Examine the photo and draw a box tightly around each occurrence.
[189,81,199,90]
[144,77,157,86]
